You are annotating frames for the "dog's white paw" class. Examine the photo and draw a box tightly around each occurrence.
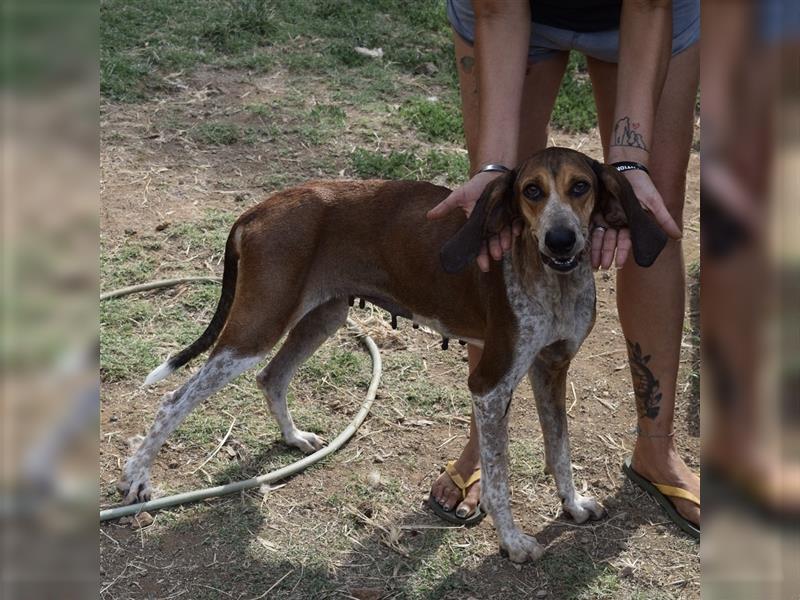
[117,475,153,505]
[118,461,154,505]
[563,494,606,524]
[285,430,325,454]
[499,531,545,563]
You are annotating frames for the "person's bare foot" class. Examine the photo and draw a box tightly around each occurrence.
[632,438,700,527]
[430,444,481,518]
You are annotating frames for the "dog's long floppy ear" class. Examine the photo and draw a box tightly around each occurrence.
[440,170,517,274]
[590,160,667,267]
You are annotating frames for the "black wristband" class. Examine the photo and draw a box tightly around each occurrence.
[611,161,650,176]
[477,163,512,175]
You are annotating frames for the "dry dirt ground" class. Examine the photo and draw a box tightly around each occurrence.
[100,64,700,599]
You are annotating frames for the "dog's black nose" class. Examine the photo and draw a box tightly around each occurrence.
[545,227,576,256]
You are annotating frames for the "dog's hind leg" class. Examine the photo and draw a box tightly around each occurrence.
[256,298,349,454]
[528,353,605,523]
[119,350,262,504]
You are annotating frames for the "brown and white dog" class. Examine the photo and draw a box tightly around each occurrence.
[119,147,666,563]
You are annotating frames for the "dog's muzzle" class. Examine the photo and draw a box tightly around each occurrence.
[540,226,583,272]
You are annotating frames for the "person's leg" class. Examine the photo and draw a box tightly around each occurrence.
[454,33,568,174]
[586,44,700,525]
[702,23,800,511]
[430,31,568,517]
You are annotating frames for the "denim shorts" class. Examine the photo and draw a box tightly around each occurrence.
[759,0,800,43]
[446,0,700,63]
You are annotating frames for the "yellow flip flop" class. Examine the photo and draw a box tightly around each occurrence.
[427,460,485,525]
[624,457,700,540]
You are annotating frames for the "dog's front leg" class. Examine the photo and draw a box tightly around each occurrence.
[529,357,605,523]
[474,387,545,563]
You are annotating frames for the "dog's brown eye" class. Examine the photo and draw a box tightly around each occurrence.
[523,184,543,201]
[571,181,590,196]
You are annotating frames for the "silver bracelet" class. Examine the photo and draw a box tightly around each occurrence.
[477,163,512,175]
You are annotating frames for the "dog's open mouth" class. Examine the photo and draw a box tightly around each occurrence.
[540,252,580,272]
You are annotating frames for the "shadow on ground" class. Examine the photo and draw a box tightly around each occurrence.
[101,475,664,599]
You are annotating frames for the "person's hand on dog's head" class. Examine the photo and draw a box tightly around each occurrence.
[428,171,523,272]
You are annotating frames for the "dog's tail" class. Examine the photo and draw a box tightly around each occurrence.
[144,225,241,386]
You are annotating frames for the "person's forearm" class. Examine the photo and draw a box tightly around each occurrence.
[472,0,530,171]
[608,0,672,165]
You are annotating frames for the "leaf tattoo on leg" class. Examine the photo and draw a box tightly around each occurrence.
[626,339,662,419]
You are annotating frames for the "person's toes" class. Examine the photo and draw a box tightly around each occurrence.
[442,487,462,511]
[430,477,445,502]
[430,472,451,505]
[430,471,462,510]
[455,502,474,518]
[455,481,481,518]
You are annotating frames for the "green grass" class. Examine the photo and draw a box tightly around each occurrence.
[167,208,237,251]
[101,0,278,100]
[350,147,468,184]
[102,0,598,148]
[537,549,620,600]
[552,53,597,133]
[99,283,221,382]
[405,541,472,598]
[100,237,158,289]
[400,96,463,143]
[192,122,242,145]
[245,103,271,117]
[309,104,346,128]
[253,171,295,192]
[101,0,454,102]
[190,122,273,146]
[576,571,621,599]
[302,347,366,386]
[187,103,345,149]
[402,379,448,412]
[298,104,348,144]
[198,0,277,54]
[100,297,161,381]
[100,209,239,382]
[509,438,545,481]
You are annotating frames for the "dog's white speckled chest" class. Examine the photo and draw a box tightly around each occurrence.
[502,255,596,364]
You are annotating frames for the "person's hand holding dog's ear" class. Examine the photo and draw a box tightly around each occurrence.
[591,212,632,270]
[591,169,681,270]
[428,171,523,272]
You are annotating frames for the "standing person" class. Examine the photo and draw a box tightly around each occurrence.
[426,0,700,538]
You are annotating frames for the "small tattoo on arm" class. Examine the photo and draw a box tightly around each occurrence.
[626,339,662,419]
[611,116,648,152]
[460,55,475,74]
